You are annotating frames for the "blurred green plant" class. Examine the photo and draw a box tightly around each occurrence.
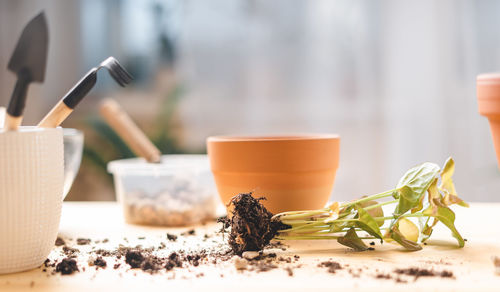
[83,84,200,179]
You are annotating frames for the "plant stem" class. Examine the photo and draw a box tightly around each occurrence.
[340,189,397,208]
[276,235,376,240]
[276,209,329,221]
[363,199,398,211]
[313,212,427,224]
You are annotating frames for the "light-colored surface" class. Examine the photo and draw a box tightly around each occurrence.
[0,127,64,273]
[1,202,500,291]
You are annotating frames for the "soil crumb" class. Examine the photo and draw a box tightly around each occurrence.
[125,250,145,269]
[318,261,343,274]
[166,233,178,241]
[76,238,91,245]
[394,267,454,279]
[55,237,65,246]
[56,258,79,275]
[62,246,80,258]
[93,256,107,269]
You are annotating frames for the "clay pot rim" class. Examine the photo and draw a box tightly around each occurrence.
[478,73,500,83]
[207,134,340,142]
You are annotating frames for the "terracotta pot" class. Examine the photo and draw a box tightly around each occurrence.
[478,73,500,167]
[206,134,340,214]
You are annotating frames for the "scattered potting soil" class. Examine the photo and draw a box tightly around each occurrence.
[62,246,80,258]
[166,233,178,241]
[55,258,79,275]
[318,261,343,274]
[376,273,391,279]
[77,238,91,245]
[394,267,454,279]
[55,237,65,246]
[223,193,288,255]
[93,257,107,269]
[40,207,459,283]
[181,229,196,236]
[125,250,145,268]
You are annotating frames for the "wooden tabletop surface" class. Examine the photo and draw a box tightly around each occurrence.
[1,202,499,291]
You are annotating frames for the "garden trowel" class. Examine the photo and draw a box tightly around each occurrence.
[4,11,48,130]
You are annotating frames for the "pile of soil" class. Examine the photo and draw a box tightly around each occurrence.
[224,193,288,255]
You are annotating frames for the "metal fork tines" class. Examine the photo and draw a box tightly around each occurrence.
[98,57,133,87]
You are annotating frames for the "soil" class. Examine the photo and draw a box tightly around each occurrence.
[224,193,288,255]
[62,246,80,258]
[39,214,460,282]
[77,238,91,245]
[394,267,454,279]
[318,261,343,274]
[93,257,107,269]
[55,237,65,246]
[56,258,79,275]
[166,233,178,241]
[125,250,145,268]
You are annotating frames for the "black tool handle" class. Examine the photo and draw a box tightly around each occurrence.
[7,70,32,117]
[62,68,97,109]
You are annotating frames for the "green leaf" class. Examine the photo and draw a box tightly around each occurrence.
[359,200,384,227]
[354,204,383,240]
[398,218,419,242]
[393,162,441,216]
[422,205,465,248]
[337,228,368,251]
[390,223,422,251]
[418,216,437,243]
[329,210,356,233]
[439,157,469,208]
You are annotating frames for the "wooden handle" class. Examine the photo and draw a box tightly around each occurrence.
[4,115,23,131]
[37,100,73,128]
[99,98,161,163]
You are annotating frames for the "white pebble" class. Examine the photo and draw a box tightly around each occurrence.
[233,256,248,270]
[242,251,260,260]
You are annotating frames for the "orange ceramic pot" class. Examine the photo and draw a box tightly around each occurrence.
[478,73,500,167]
[206,134,340,214]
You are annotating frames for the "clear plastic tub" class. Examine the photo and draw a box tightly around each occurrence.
[108,155,218,226]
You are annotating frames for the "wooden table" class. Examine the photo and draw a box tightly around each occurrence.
[1,202,499,291]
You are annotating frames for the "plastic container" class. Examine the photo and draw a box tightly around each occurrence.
[108,155,218,226]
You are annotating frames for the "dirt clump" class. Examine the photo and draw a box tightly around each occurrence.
[56,258,79,275]
[318,261,343,274]
[224,193,288,255]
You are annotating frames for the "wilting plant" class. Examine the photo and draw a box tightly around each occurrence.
[271,157,468,251]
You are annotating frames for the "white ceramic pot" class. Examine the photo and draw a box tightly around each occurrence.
[0,127,64,274]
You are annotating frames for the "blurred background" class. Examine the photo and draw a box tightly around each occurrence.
[0,0,499,202]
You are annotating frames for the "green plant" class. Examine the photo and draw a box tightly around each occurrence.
[273,157,468,251]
